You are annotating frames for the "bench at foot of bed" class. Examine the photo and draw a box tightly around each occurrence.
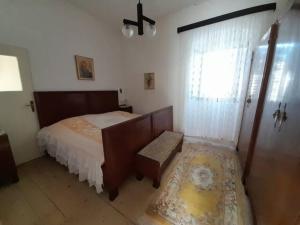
[135,131,183,188]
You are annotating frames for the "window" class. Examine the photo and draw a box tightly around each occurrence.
[248,46,268,98]
[190,48,247,101]
[180,11,272,144]
[0,55,23,92]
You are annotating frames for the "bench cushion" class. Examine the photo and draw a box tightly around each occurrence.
[138,131,183,166]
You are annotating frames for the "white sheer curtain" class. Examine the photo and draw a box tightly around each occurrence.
[177,12,273,146]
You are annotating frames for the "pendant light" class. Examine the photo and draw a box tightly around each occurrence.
[145,24,157,37]
[122,0,156,38]
[122,24,134,38]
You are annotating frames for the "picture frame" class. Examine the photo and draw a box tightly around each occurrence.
[144,73,155,89]
[75,55,95,80]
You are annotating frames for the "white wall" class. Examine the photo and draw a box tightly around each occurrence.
[0,0,125,164]
[121,0,292,130]
[0,0,124,91]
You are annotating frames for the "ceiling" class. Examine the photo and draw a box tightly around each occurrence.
[67,0,204,29]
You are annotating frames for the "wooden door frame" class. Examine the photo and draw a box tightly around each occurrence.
[242,23,279,182]
[236,51,254,153]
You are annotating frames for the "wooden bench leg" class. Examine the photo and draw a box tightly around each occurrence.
[109,188,119,201]
[136,173,144,181]
[178,140,183,152]
[153,177,161,189]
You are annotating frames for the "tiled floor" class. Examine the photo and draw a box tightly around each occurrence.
[0,153,180,225]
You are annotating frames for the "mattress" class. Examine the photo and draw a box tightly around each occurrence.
[37,111,140,193]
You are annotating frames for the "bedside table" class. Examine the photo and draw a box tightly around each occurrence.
[118,105,133,113]
[0,131,19,185]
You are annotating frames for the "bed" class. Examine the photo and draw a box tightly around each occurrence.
[34,91,173,200]
[37,111,139,193]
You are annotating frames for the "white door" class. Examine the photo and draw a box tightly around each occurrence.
[0,44,42,165]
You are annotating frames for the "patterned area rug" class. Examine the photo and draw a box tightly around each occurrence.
[139,142,249,225]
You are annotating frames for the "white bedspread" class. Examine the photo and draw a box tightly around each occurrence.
[37,111,139,193]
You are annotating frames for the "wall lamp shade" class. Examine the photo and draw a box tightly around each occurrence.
[122,24,134,38]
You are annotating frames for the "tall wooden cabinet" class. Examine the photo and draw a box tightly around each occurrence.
[238,2,300,225]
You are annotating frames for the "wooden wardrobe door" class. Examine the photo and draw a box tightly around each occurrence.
[237,31,270,171]
[247,4,300,225]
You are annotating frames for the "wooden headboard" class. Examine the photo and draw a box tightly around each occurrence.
[34,91,119,128]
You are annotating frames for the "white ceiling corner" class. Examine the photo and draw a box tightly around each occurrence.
[67,0,205,29]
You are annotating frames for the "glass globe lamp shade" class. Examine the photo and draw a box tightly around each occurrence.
[122,24,134,38]
[145,24,157,37]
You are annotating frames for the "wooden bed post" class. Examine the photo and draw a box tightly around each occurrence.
[109,189,119,201]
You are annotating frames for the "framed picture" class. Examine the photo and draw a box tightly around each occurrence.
[75,55,95,80]
[144,73,155,89]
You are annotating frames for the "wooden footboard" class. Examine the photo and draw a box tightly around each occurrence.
[101,106,173,200]
[151,106,173,138]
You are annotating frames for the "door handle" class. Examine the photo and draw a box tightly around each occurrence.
[278,103,287,132]
[246,95,252,107]
[25,100,35,112]
[272,102,281,128]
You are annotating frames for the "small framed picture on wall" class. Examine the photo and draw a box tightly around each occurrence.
[75,55,95,80]
[144,72,155,89]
